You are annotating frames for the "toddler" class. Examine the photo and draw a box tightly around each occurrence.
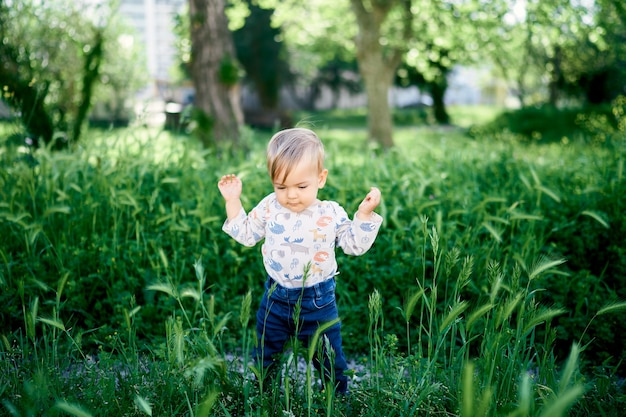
[217,127,382,394]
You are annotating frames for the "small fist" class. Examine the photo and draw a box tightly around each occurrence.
[218,174,242,201]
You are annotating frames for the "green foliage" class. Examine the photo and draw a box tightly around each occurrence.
[232,1,290,108]
[1,108,625,414]
[0,0,146,146]
[470,99,626,145]
[218,56,242,87]
[295,105,498,130]
[188,106,216,145]
[462,97,626,374]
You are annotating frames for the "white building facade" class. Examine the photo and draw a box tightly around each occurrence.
[117,0,186,98]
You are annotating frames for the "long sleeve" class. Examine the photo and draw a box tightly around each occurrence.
[221,196,270,247]
[333,203,383,256]
[221,194,382,288]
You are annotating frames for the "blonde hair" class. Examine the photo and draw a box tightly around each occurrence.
[266,128,325,183]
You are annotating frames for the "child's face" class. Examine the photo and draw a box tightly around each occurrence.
[272,159,328,213]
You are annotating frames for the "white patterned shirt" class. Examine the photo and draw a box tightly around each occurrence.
[222,193,383,288]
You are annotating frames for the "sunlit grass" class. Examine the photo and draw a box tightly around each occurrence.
[295,104,503,129]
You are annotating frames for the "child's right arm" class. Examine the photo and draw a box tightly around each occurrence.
[218,176,268,247]
[217,174,243,221]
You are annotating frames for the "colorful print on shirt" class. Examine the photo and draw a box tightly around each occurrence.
[222,193,382,288]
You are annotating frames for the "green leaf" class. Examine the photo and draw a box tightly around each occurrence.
[195,388,220,417]
[559,343,580,394]
[509,211,543,221]
[308,318,341,363]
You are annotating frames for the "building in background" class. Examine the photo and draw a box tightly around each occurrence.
[115,0,187,123]
[115,0,183,93]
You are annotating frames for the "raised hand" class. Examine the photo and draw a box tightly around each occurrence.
[357,187,381,220]
[218,174,243,202]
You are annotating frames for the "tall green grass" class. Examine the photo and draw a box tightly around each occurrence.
[1,113,625,416]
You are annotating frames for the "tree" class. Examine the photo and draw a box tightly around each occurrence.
[233,1,290,110]
[472,0,536,107]
[310,56,362,110]
[232,0,295,127]
[0,0,101,147]
[483,0,626,107]
[564,0,626,104]
[189,0,243,145]
[0,0,145,147]
[258,0,410,147]
[262,0,477,144]
[350,0,411,148]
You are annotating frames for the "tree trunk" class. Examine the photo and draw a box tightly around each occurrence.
[429,74,450,125]
[547,45,562,107]
[189,0,243,146]
[360,52,396,148]
[0,61,54,147]
[72,28,104,147]
[350,0,407,149]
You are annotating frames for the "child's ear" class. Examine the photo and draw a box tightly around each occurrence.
[318,169,328,188]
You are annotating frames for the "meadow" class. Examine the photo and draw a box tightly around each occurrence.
[0,104,625,416]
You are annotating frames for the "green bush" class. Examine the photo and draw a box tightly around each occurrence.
[468,101,624,145]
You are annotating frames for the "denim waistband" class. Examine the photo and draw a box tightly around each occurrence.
[265,277,336,302]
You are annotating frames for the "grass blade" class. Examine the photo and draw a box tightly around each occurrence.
[597,301,626,315]
[54,401,93,417]
[403,288,425,322]
[439,300,469,333]
[581,210,609,228]
[528,256,566,281]
[559,343,580,394]
[536,185,561,203]
[146,282,176,298]
[308,318,341,363]
[38,317,66,332]
[467,303,494,331]
[461,361,475,417]
[482,222,503,243]
[135,395,152,416]
[195,388,220,417]
[538,385,584,417]
[43,205,71,218]
[522,308,566,336]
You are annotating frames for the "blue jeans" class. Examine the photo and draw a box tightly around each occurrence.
[254,277,349,393]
